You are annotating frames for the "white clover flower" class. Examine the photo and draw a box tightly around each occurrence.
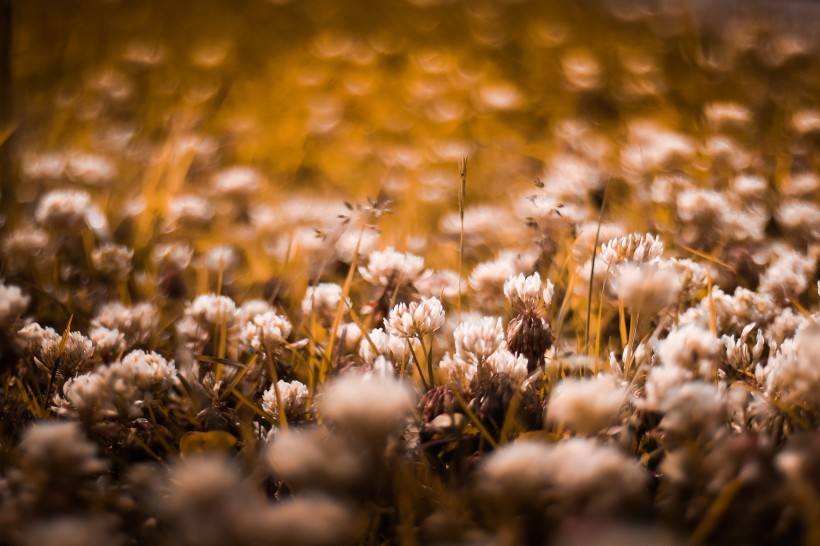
[486,348,529,384]
[89,326,126,361]
[610,261,682,313]
[656,324,720,378]
[642,365,691,410]
[758,251,816,299]
[384,296,445,337]
[336,322,362,354]
[211,165,263,198]
[262,380,309,423]
[166,195,214,227]
[151,242,194,271]
[91,244,134,280]
[301,283,348,324]
[239,311,292,353]
[358,328,418,368]
[503,272,542,309]
[438,352,476,390]
[547,374,626,435]
[238,299,275,324]
[658,381,728,438]
[414,269,463,300]
[177,294,240,353]
[757,324,820,412]
[92,301,159,347]
[318,373,414,440]
[453,316,504,365]
[478,438,647,511]
[18,323,94,377]
[359,247,424,287]
[0,282,29,328]
[59,350,178,420]
[34,189,92,230]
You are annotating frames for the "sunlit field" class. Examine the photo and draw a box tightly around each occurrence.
[1,1,820,544]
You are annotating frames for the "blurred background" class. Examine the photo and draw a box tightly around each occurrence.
[1,0,819,223]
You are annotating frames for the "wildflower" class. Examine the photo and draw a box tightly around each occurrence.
[478,438,648,513]
[0,282,29,328]
[610,261,682,314]
[438,352,476,390]
[152,242,194,271]
[34,189,93,230]
[89,326,126,361]
[177,294,240,353]
[658,382,728,442]
[547,374,626,435]
[503,272,543,310]
[265,427,365,494]
[59,350,178,420]
[384,296,445,337]
[210,165,263,198]
[485,348,529,385]
[453,316,504,365]
[18,323,94,378]
[166,195,215,228]
[91,243,134,281]
[358,327,418,369]
[756,323,820,413]
[758,251,816,300]
[359,247,424,287]
[301,283,348,324]
[239,310,292,353]
[318,373,414,441]
[656,324,721,378]
[92,301,159,348]
[262,380,308,423]
[2,226,51,274]
[414,268,463,300]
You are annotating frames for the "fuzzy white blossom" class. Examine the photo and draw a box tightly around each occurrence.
[486,348,529,384]
[359,247,424,287]
[384,296,445,337]
[656,324,721,378]
[478,438,647,512]
[301,283,347,324]
[318,373,414,441]
[438,352,476,389]
[504,272,542,309]
[239,311,292,353]
[262,380,308,423]
[18,323,94,377]
[59,350,179,420]
[547,374,626,434]
[0,282,29,328]
[92,301,159,347]
[453,316,505,365]
[358,328,419,369]
[611,261,682,313]
[758,251,816,299]
[177,294,240,352]
[756,324,820,412]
